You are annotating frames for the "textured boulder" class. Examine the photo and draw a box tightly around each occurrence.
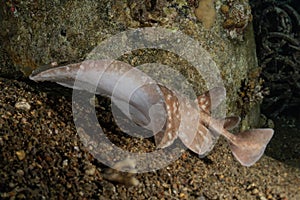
[0,0,262,128]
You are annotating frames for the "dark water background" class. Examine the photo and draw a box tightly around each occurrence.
[250,0,299,168]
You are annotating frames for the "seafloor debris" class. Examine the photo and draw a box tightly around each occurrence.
[251,0,299,117]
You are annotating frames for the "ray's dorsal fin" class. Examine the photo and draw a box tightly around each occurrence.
[222,116,240,130]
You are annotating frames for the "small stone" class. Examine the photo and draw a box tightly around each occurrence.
[16,169,24,176]
[279,193,287,199]
[15,150,26,160]
[218,174,224,180]
[252,188,259,194]
[259,196,267,200]
[85,165,96,176]
[17,194,26,199]
[162,183,169,188]
[67,183,72,189]
[21,117,27,124]
[128,177,140,186]
[36,100,43,105]
[62,159,68,167]
[9,182,15,188]
[15,100,31,111]
[74,146,79,151]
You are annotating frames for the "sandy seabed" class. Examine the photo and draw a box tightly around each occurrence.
[0,78,299,200]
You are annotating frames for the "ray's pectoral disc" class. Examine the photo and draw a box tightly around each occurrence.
[154,85,181,148]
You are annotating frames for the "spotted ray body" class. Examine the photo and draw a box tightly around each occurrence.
[153,86,181,148]
[156,86,236,156]
[30,60,274,166]
[155,85,273,166]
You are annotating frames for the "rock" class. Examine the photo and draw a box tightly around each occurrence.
[0,0,262,128]
[85,165,96,176]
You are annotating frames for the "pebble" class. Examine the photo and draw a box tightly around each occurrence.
[259,196,267,200]
[15,99,31,111]
[15,150,26,160]
[266,194,273,199]
[62,159,68,167]
[85,165,96,176]
[179,192,185,198]
[36,100,43,105]
[16,169,25,176]
[252,188,259,194]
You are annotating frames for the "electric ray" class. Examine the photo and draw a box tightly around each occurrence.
[30,60,274,166]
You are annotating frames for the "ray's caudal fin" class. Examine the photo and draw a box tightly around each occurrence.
[200,110,274,166]
[229,129,274,167]
[197,88,274,166]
